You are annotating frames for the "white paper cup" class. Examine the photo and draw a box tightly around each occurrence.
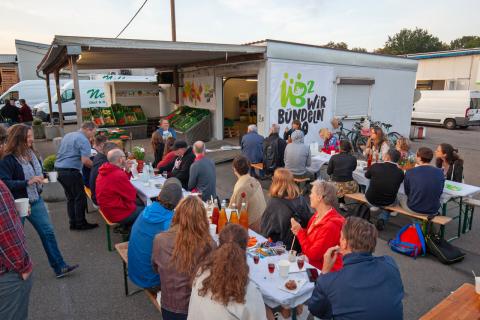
[15,198,30,217]
[48,171,58,182]
[475,277,480,294]
[278,260,290,278]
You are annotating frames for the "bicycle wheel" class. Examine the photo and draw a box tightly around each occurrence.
[387,132,402,146]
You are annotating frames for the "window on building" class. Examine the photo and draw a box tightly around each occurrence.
[456,78,470,90]
[416,80,433,90]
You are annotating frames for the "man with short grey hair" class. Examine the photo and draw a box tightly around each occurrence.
[188,141,216,201]
[241,124,264,177]
[263,123,287,176]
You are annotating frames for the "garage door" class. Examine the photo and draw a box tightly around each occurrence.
[335,84,371,117]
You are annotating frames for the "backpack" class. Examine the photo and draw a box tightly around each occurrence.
[425,226,465,264]
[345,203,371,221]
[388,223,426,258]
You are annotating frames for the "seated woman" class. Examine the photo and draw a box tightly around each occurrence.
[261,168,311,252]
[435,143,463,182]
[151,131,165,168]
[363,127,390,161]
[290,181,345,271]
[152,196,216,320]
[327,140,359,204]
[156,137,176,173]
[188,224,267,320]
[319,128,338,153]
[229,155,266,232]
[395,137,415,169]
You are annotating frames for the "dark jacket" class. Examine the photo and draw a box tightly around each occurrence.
[283,128,306,141]
[263,133,286,174]
[365,162,404,206]
[0,154,42,199]
[171,147,195,189]
[436,158,463,182]
[404,165,445,215]
[19,105,33,122]
[89,153,108,205]
[153,143,165,168]
[241,131,264,163]
[308,252,404,320]
[260,196,311,252]
[0,104,20,123]
[327,152,357,182]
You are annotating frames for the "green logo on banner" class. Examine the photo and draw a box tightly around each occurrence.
[87,88,105,99]
[280,73,315,108]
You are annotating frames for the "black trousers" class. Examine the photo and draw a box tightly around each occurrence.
[57,169,87,227]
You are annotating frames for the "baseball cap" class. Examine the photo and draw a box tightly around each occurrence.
[158,178,183,208]
[173,140,188,150]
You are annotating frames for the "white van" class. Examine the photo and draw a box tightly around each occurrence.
[33,75,156,122]
[0,80,68,108]
[412,90,480,129]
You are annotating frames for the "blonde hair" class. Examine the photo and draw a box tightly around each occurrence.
[319,128,331,140]
[396,137,410,152]
[269,168,301,200]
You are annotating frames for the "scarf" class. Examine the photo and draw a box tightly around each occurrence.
[16,150,43,203]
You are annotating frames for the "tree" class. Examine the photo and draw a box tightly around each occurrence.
[450,36,480,49]
[350,47,367,53]
[324,41,348,50]
[380,28,447,55]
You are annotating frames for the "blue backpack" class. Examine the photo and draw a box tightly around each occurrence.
[388,223,426,258]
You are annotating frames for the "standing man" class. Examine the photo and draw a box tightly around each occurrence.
[241,124,264,177]
[188,141,216,201]
[0,180,33,320]
[55,121,98,230]
[157,119,177,140]
[0,100,20,124]
[18,99,33,124]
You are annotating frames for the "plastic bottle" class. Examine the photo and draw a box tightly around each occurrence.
[239,202,249,229]
[230,203,239,224]
[217,200,228,233]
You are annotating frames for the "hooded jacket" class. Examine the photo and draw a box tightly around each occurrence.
[89,153,108,205]
[128,202,174,289]
[96,163,137,222]
[297,208,345,271]
[171,147,195,189]
[284,130,311,176]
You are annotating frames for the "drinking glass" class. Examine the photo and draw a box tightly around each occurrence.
[267,263,275,276]
[297,254,305,271]
[253,254,260,264]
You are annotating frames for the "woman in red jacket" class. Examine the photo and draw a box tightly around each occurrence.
[291,180,345,272]
[156,137,176,173]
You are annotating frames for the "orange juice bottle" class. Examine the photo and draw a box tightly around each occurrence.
[217,200,228,233]
[230,203,239,224]
[211,199,220,233]
[239,202,249,229]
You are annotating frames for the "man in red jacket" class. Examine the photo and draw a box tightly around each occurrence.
[96,149,144,226]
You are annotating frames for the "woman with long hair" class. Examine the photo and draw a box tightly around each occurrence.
[435,143,463,182]
[156,137,176,173]
[152,196,216,320]
[327,140,359,204]
[364,127,390,161]
[151,131,164,168]
[0,124,78,278]
[188,224,267,320]
[261,168,311,252]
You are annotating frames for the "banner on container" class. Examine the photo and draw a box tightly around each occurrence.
[181,76,216,110]
[269,62,334,144]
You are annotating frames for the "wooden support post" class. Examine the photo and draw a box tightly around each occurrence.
[45,73,53,123]
[69,56,83,128]
[54,71,64,128]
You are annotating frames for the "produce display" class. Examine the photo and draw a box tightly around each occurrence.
[165,106,210,132]
[82,104,147,127]
[96,128,129,140]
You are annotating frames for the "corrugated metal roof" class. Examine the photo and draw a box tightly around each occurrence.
[0,54,17,64]
[405,48,480,60]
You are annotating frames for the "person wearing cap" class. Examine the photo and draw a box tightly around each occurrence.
[157,119,177,140]
[128,178,183,292]
[188,141,216,201]
[170,140,195,189]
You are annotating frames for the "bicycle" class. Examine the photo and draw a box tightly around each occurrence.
[333,116,368,154]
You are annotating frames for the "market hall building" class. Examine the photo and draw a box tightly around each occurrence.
[37,36,418,143]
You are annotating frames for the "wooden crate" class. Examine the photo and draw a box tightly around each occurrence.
[0,68,19,95]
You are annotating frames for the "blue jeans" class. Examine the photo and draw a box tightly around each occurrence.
[0,272,33,320]
[379,210,391,222]
[24,198,66,274]
[161,308,187,320]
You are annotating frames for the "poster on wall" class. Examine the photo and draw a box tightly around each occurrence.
[181,76,216,110]
[268,61,334,144]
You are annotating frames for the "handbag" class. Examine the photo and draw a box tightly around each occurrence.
[425,222,465,264]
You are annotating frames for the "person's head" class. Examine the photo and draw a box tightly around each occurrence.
[157,178,183,210]
[19,99,27,107]
[310,180,338,211]
[269,168,301,200]
[172,140,188,156]
[81,122,97,139]
[197,223,249,306]
[102,142,119,155]
[384,148,401,163]
[396,137,410,153]
[232,155,250,177]
[171,196,214,274]
[151,131,163,149]
[4,124,34,158]
[291,129,305,144]
[270,123,280,135]
[371,127,385,145]
[340,217,378,255]
[193,141,205,156]
[319,128,332,140]
[416,147,434,164]
[9,99,16,106]
[339,140,352,153]
[435,143,460,165]
[292,119,301,130]
[4,100,11,107]
[247,124,257,133]
[164,137,176,156]
[93,135,108,151]
[160,119,170,131]
[107,149,126,168]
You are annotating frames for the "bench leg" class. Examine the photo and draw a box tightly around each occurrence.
[106,225,113,252]
[440,204,446,240]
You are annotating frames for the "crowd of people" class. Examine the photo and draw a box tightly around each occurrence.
[0,99,33,124]
[0,116,466,320]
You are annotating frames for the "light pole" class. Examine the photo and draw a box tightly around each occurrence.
[170,0,176,42]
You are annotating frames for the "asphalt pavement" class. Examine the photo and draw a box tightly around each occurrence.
[26,125,480,320]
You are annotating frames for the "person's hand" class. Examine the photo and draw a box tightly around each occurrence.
[28,176,44,185]
[322,246,340,274]
[21,270,32,280]
[290,218,301,236]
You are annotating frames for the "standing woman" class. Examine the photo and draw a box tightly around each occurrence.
[0,124,78,278]
[435,143,463,182]
[152,196,216,320]
[364,127,390,161]
[151,131,164,168]
[327,140,359,204]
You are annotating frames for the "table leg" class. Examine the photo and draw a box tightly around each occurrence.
[457,198,463,239]
[440,203,447,240]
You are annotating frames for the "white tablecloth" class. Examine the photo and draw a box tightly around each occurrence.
[247,230,317,309]
[307,152,332,173]
[131,176,190,205]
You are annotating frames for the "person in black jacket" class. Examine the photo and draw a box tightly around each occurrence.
[327,140,358,205]
[283,119,306,141]
[1,100,20,123]
[170,140,195,189]
[151,131,165,168]
[435,143,463,182]
[365,148,404,230]
[89,142,118,205]
[261,168,312,252]
[263,124,287,177]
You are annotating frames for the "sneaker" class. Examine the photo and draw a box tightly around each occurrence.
[390,211,398,217]
[56,264,79,278]
[370,206,380,212]
[376,218,385,231]
[339,203,347,210]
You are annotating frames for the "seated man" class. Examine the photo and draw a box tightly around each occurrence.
[128,178,183,292]
[284,130,313,180]
[263,123,287,177]
[170,140,195,189]
[89,142,119,205]
[96,149,144,226]
[188,141,216,201]
[400,147,445,215]
[241,124,264,176]
[365,148,405,230]
[308,217,404,320]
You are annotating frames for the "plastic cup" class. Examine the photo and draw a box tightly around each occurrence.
[14,198,30,217]
[476,277,480,294]
[278,259,290,278]
[48,171,58,183]
[288,250,297,262]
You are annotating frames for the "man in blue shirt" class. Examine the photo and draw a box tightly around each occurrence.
[308,217,404,320]
[55,122,98,230]
[241,124,264,176]
[156,119,177,140]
